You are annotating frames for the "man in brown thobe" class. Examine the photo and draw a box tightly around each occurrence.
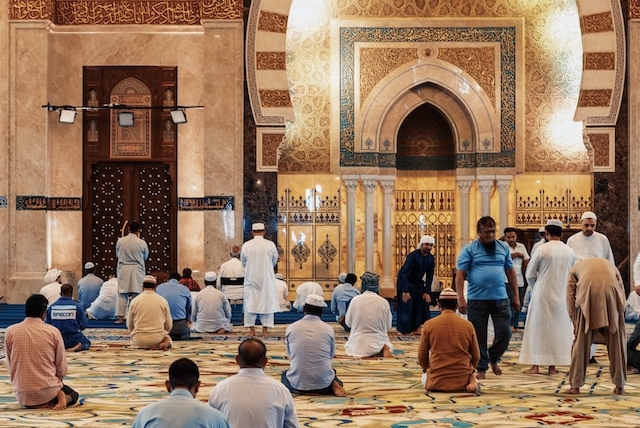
[418,288,480,393]
[565,257,626,394]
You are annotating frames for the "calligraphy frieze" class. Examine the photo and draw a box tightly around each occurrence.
[178,196,234,211]
[9,0,50,20]
[16,196,82,210]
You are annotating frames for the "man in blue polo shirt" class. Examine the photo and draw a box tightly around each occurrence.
[156,272,193,341]
[455,216,519,379]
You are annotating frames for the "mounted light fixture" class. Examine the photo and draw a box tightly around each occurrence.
[170,109,187,124]
[58,109,77,124]
[118,112,134,127]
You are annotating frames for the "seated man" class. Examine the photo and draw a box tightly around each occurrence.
[5,294,79,409]
[86,271,119,320]
[179,267,201,292]
[330,273,360,331]
[275,273,291,312]
[156,272,193,341]
[217,245,245,301]
[133,358,229,428]
[40,268,63,306]
[344,271,394,358]
[77,261,103,311]
[418,288,480,393]
[191,271,233,333]
[292,281,324,312]
[46,283,91,352]
[127,275,173,350]
[282,294,345,396]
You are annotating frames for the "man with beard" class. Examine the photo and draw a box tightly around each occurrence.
[456,216,520,380]
[396,235,435,335]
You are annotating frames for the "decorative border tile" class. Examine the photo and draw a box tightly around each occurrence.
[0,197,7,208]
[585,128,615,172]
[256,127,284,172]
[16,196,82,211]
[178,196,235,211]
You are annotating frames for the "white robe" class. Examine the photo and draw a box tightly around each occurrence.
[344,291,393,357]
[240,236,279,314]
[86,278,119,319]
[292,281,323,311]
[566,231,615,264]
[116,233,149,294]
[519,240,576,365]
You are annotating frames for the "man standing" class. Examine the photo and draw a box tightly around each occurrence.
[5,294,79,409]
[208,338,299,428]
[156,272,193,341]
[127,275,173,350]
[40,268,63,306]
[503,227,530,331]
[282,294,346,397]
[217,245,245,301]
[345,271,394,358]
[133,358,230,428]
[241,222,279,337]
[418,288,480,393]
[565,258,626,395]
[519,219,575,374]
[330,273,360,331]
[46,284,91,352]
[396,235,435,335]
[115,221,149,323]
[77,261,103,310]
[456,216,519,379]
[191,271,233,334]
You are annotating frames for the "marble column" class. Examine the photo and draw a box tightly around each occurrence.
[456,176,475,245]
[495,175,513,232]
[342,175,360,273]
[476,176,495,217]
[379,176,396,289]
[361,176,378,272]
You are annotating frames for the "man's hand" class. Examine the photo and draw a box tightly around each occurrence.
[511,297,521,312]
[402,292,411,303]
[458,297,467,314]
[423,293,431,303]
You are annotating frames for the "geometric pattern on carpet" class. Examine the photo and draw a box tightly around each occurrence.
[1,326,640,427]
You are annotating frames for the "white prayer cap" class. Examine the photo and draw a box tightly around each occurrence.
[204,271,217,282]
[143,275,157,285]
[546,219,563,228]
[581,211,597,221]
[44,268,63,283]
[275,273,284,280]
[84,262,95,270]
[420,235,435,245]
[338,272,347,283]
[252,222,265,231]
[439,288,458,300]
[305,294,326,308]
[538,227,545,233]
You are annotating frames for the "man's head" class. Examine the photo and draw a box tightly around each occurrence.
[303,294,326,316]
[338,272,347,284]
[230,245,241,259]
[345,273,358,286]
[538,226,546,238]
[476,216,497,244]
[204,271,217,285]
[503,227,518,248]
[251,222,266,236]
[579,211,597,237]
[129,221,141,233]
[166,358,201,397]
[25,294,49,318]
[545,219,563,238]
[142,275,157,289]
[236,338,267,369]
[169,272,181,281]
[437,287,458,311]
[419,235,435,254]
[60,283,73,297]
[44,268,63,284]
[182,268,192,278]
[84,262,95,273]
[360,271,380,293]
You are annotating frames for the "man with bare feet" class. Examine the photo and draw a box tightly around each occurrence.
[5,294,79,409]
[456,216,520,380]
[418,288,480,393]
[46,283,91,351]
[565,258,626,395]
[282,294,346,397]
[127,275,173,350]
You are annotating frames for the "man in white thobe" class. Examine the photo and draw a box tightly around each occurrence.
[40,268,63,306]
[292,281,324,312]
[86,272,119,320]
[275,273,291,312]
[191,271,233,333]
[241,222,279,337]
[115,221,149,323]
[217,245,245,301]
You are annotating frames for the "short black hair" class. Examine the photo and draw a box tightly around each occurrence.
[169,272,181,281]
[129,221,141,232]
[60,283,74,296]
[168,358,199,389]
[25,294,48,317]
[545,224,563,237]
[303,304,324,316]
[439,297,458,311]
[237,338,267,368]
[345,273,357,285]
[477,216,496,233]
[503,227,517,235]
[182,268,192,277]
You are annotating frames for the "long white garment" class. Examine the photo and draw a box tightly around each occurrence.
[292,282,324,311]
[344,291,393,357]
[116,233,149,294]
[275,279,291,312]
[217,257,245,300]
[191,286,233,332]
[86,278,119,319]
[519,240,576,365]
[240,236,279,314]
[566,231,615,264]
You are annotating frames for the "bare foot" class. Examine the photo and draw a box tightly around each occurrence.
[563,388,580,394]
[523,365,540,374]
[476,371,486,380]
[248,327,256,337]
[466,374,478,393]
[548,366,559,375]
[66,343,82,352]
[331,380,346,397]
[613,386,624,395]
[114,317,125,324]
[52,390,67,410]
[490,362,502,376]
[381,344,393,358]
[261,327,268,338]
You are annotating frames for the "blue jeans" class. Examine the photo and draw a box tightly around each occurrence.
[467,298,512,373]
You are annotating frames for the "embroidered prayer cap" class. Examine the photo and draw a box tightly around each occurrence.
[581,211,597,221]
[275,273,284,280]
[546,219,563,228]
[439,288,458,300]
[84,262,95,270]
[305,294,327,308]
[338,272,347,283]
[252,222,265,231]
[420,235,435,245]
[360,271,380,293]
[143,275,157,285]
[204,271,217,282]
[44,268,63,283]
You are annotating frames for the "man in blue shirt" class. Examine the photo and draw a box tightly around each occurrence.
[455,216,519,379]
[77,261,103,311]
[46,283,91,351]
[282,294,345,396]
[156,272,193,341]
[330,273,360,331]
[133,358,229,428]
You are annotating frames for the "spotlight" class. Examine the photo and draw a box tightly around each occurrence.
[58,109,77,124]
[118,112,134,127]
[170,109,187,124]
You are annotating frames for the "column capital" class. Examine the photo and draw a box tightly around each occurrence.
[361,178,378,193]
[456,176,474,193]
[495,175,513,193]
[342,175,360,191]
[476,177,495,194]
[378,177,396,193]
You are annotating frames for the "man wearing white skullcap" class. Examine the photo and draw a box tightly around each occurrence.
[395,235,436,334]
[418,288,480,393]
[520,219,576,375]
[191,271,233,334]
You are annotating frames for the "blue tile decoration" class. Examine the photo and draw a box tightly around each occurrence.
[0,196,7,208]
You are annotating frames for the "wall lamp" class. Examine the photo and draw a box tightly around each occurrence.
[58,109,77,124]
[170,109,187,124]
[42,103,203,126]
[118,112,135,127]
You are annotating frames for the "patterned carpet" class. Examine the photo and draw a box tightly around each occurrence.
[0,325,639,427]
